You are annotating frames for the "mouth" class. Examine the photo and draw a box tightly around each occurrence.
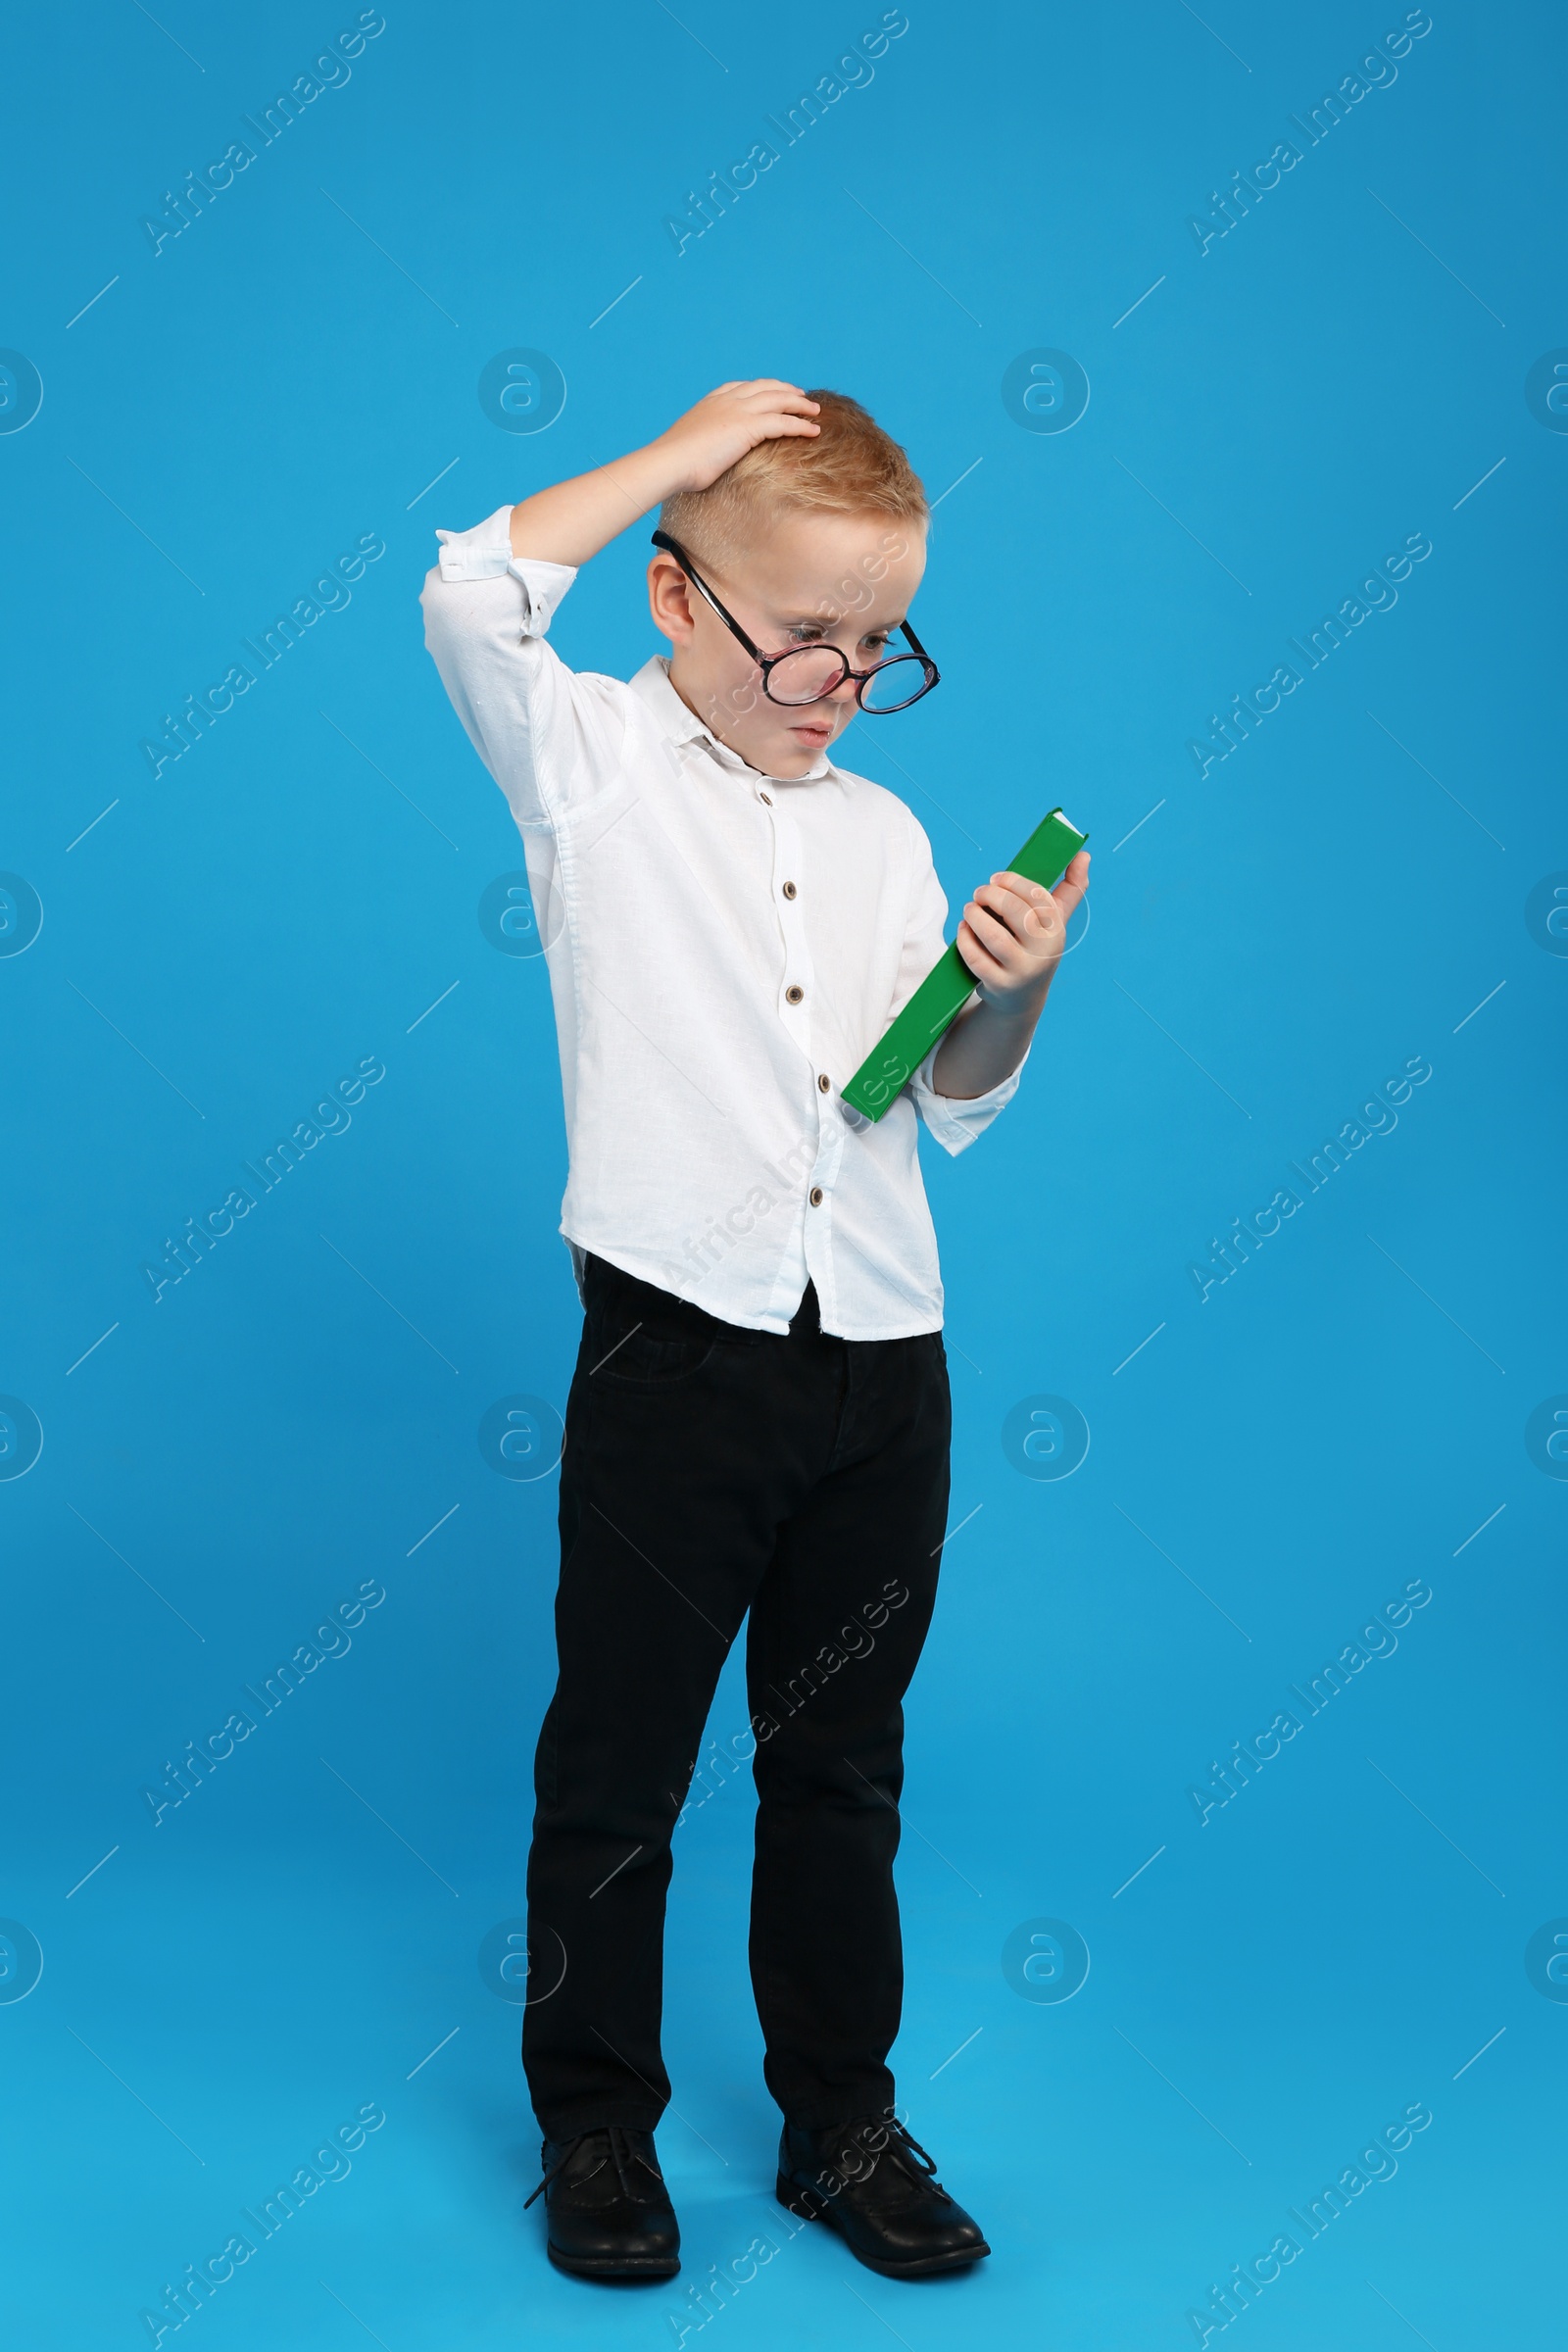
[787,716,835,748]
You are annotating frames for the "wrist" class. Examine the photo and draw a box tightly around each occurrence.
[980,969,1053,1021]
[636,428,702,503]
[590,437,674,514]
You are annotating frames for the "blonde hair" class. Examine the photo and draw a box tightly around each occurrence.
[659,389,927,576]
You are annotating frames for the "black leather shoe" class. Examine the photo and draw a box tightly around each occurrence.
[524,2125,680,2279]
[777,2114,990,2278]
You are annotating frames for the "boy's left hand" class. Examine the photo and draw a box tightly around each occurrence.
[955,851,1091,1010]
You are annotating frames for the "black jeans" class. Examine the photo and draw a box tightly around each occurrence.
[522,1252,952,2139]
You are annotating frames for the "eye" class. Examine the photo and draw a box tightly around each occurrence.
[787,624,826,644]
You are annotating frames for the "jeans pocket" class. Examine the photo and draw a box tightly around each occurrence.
[591,1321,717,1386]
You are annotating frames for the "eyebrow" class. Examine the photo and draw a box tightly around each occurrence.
[781,612,905,630]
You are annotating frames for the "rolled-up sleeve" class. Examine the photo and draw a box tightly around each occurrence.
[908,1035,1029,1154]
[421,506,625,835]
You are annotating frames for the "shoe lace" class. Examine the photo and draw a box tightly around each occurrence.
[833,2115,951,2201]
[523,2125,662,2209]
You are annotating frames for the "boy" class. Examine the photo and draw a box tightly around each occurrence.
[420,380,1089,2282]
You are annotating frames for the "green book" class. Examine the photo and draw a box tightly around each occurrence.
[841,806,1088,1121]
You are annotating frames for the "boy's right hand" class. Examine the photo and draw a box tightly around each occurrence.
[509,380,820,569]
[653,381,821,494]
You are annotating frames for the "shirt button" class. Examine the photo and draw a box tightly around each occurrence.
[782,880,798,899]
[817,1072,830,1092]
[785,984,805,1004]
[809,1187,824,1206]
[760,791,773,806]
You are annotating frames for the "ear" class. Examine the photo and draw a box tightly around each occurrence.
[648,555,698,647]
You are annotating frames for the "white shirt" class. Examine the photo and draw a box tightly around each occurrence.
[420,505,1026,1339]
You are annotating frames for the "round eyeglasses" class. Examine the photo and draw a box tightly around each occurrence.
[651,530,939,713]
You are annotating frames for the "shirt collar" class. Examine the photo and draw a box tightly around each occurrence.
[629,656,840,788]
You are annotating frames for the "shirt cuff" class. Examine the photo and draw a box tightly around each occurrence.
[908,1033,1030,1156]
[433,507,577,634]
[433,504,514,578]
[507,553,576,636]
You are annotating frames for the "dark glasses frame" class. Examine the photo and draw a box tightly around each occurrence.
[650,529,940,712]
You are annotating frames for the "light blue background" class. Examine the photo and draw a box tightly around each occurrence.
[2,3,1562,2345]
